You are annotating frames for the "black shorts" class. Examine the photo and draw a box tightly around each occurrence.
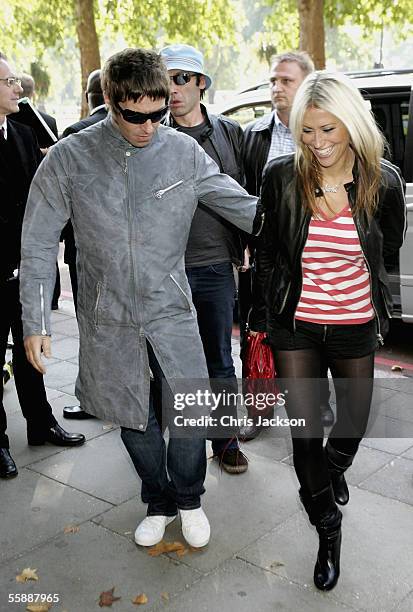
[268,318,378,359]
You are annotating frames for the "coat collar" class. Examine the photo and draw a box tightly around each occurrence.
[250,111,275,133]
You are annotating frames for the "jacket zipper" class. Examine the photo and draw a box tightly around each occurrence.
[355,218,384,345]
[39,283,47,335]
[170,274,192,312]
[93,281,102,328]
[154,180,183,199]
[278,281,291,315]
[124,152,139,326]
[254,211,265,236]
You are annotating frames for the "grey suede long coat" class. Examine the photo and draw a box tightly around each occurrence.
[20,116,257,430]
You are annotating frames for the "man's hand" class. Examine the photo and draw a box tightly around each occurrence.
[24,335,52,374]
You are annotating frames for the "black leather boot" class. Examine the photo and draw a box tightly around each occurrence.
[239,407,274,442]
[300,484,342,591]
[325,441,354,506]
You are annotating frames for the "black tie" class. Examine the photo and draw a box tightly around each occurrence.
[0,126,4,140]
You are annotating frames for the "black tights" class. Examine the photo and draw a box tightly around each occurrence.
[272,348,374,495]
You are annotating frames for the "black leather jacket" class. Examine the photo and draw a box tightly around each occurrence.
[243,113,273,196]
[250,154,407,341]
[164,105,247,264]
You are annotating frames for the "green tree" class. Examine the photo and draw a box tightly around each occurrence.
[260,0,413,69]
[0,0,237,117]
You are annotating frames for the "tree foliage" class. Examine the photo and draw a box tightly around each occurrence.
[260,0,413,68]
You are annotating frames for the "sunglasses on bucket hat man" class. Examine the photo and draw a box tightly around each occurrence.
[169,72,198,86]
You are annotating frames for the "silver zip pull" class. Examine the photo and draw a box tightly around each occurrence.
[124,150,131,174]
[154,180,183,199]
[40,283,47,335]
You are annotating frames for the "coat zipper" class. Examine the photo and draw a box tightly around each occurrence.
[154,180,183,199]
[124,151,139,325]
[93,281,102,328]
[254,211,265,236]
[355,218,384,345]
[170,274,192,312]
[39,283,47,335]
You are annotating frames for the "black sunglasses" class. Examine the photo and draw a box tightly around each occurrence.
[169,73,197,86]
[118,105,169,124]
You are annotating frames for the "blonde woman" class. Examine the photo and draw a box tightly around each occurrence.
[251,71,406,590]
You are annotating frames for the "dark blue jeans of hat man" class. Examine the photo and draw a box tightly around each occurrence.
[185,262,239,454]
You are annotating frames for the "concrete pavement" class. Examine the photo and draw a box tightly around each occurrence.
[1,298,413,612]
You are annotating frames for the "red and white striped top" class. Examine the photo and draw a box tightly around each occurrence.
[295,205,374,325]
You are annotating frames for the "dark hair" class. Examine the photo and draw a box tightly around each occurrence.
[194,74,206,100]
[102,48,170,113]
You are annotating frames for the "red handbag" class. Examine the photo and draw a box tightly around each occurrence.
[242,332,277,419]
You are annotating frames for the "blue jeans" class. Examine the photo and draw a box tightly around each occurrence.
[121,343,206,516]
[186,262,238,454]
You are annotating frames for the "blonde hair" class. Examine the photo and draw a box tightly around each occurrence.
[289,71,385,217]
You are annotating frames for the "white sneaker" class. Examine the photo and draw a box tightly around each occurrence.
[180,508,210,548]
[134,514,177,546]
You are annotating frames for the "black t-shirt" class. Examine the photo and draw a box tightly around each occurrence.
[177,121,232,268]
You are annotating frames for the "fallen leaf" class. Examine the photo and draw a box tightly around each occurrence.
[147,540,186,557]
[26,604,52,612]
[98,587,121,607]
[161,592,169,601]
[188,546,202,553]
[16,568,39,582]
[132,593,148,605]
[63,524,80,534]
[391,364,404,372]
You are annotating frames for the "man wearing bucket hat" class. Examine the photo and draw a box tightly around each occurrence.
[161,44,248,475]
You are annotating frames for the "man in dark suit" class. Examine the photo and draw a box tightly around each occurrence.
[61,69,106,420]
[19,73,58,144]
[0,52,85,478]
[10,73,61,308]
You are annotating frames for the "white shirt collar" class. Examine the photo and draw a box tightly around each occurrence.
[272,110,288,130]
[0,116,7,139]
[90,104,106,116]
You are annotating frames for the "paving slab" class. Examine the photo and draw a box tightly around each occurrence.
[2,408,88,469]
[281,444,394,490]
[151,558,354,612]
[391,590,413,611]
[28,429,139,505]
[95,455,300,573]
[49,335,79,361]
[378,391,413,423]
[361,435,413,455]
[344,445,394,485]
[0,470,111,564]
[401,445,413,460]
[238,487,413,612]
[359,456,413,505]
[0,521,201,612]
[49,394,118,440]
[43,360,79,390]
[50,316,79,337]
[374,377,413,395]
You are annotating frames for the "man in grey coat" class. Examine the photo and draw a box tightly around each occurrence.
[20,49,257,550]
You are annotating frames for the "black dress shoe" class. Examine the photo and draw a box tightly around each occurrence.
[0,448,18,478]
[239,421,263,442]
[320,403,335,427]
[239,407,274,442]
[63,405,96,420]
[28,423,86,447]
